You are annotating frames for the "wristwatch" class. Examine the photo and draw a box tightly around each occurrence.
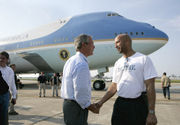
[149,110,155,114]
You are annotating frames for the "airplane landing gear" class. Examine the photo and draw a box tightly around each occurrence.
[93,80,105,90]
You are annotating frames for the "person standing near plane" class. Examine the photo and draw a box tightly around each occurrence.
[37,72,47,97]
[61,34,98,125]
[51,73,60,97]
[161,72,171,100]
[96,34,158,125]
[9,64,19,115]
[0,51,17,125]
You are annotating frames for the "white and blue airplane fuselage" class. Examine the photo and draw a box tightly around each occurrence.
[0,12,168,74]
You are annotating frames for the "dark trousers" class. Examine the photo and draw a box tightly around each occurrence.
[0,92,9,125]
[163,87,170,99]
[63,99,88,125]
[112,95,148,125]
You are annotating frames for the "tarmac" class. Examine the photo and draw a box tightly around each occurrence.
[9,80,180,125]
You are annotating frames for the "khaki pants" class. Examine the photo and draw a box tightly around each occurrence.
[39,83,46,97]
[9,92,18,113]
[52,85,58,96]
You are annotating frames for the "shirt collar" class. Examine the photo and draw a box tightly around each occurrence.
[76,52,88,63]
[0,65,8,69]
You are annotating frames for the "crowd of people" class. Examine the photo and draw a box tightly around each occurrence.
[0,33,174,125]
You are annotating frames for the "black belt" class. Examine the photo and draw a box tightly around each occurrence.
[64,99,83,108]
[118,92,147,101]
[64,99,77,103]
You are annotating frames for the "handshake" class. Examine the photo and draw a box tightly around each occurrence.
[88,101,103,114]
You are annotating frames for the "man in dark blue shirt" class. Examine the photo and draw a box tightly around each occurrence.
[51,73,61,97]
[37,72,47,97]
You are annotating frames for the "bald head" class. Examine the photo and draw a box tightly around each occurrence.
[115,34,133,54]
[115,34,132,45]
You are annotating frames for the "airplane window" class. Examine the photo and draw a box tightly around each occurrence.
[141,32,144,35]
[107,13,121,16]
[115,33,117,36]
[125,32,128,34]
[130,32,133,35]
[136,32,138,35]
[107,13,111,16]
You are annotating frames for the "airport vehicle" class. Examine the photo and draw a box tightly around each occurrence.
[0,11,168,90]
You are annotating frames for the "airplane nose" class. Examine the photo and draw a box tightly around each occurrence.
[158,29,169,41]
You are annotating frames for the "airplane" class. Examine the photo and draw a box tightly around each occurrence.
[0,11,168,90]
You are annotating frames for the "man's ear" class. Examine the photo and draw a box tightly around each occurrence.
[81,42,87,48]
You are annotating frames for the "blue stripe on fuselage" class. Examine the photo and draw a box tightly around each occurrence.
[0,11,168,51]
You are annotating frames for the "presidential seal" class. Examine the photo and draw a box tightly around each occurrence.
[59,49,70,61]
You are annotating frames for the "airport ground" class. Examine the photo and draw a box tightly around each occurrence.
[9,80,180,125]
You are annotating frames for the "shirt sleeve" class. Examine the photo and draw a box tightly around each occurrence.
[112,62,119,84]
[72,64,91,109]
[144,56,158,80]
[161,76,164,83]
[9,69,17,99]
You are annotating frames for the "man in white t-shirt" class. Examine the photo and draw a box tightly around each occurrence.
[96,34,158,125]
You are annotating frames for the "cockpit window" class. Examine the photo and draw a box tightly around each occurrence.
[107,13,122,17]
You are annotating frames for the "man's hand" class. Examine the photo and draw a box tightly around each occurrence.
[146,113,157,125]
[87,104,100,114]
[95,101,103,109]
[11,98,16,105]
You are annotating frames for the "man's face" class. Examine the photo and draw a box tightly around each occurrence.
[115,37,125,53]
[0,54,8,66]
[84,37,95,56]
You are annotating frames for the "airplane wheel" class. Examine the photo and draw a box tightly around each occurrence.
[93,80,105,90]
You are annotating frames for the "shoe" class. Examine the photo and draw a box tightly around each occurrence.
[168,98,170,100]
[39,95,41,97]
[9,111,19,115]
[44,95,45,97]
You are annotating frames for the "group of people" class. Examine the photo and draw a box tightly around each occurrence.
[0,33,172,125]
[0,51,63,125]
[61,34,158,125]
[37,72,62,97]
[0,51,18,125]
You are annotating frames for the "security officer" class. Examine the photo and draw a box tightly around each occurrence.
[51,73,61,97]
[37,72,47,97]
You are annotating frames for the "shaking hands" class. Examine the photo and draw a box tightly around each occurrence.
[87,101,103,114]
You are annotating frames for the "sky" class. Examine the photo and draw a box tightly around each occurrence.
[0,0,180,77]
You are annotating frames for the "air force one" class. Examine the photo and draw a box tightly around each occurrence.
[0,11,168,90]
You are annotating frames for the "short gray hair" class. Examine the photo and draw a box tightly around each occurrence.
[74,34,91,51]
